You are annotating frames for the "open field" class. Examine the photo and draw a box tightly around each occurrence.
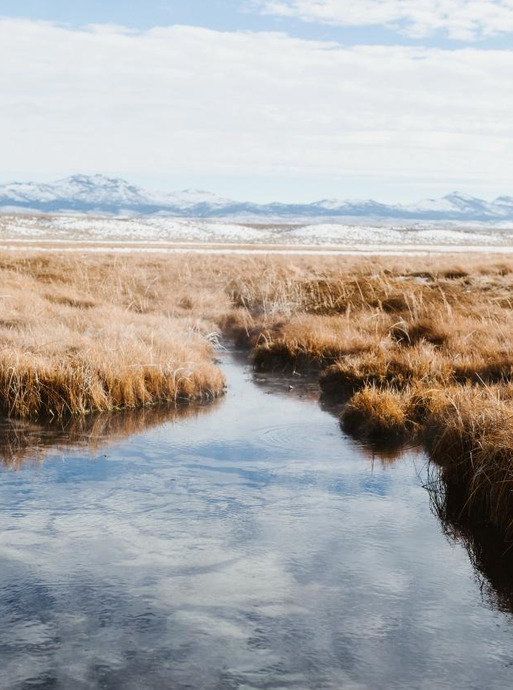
[0,253,226,418]
[1,250,513,539]
[2,213,513,251]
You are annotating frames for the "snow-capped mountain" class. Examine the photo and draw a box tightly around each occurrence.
[1,175,142,205]
[400,192,497,220]
[1,175,513,222]
[0,175,231,215]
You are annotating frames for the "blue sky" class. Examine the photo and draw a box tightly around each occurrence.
[1,1,513,202]
[2,0,511,48]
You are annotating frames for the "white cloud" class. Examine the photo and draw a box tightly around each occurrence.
[260,0,513,40]
[1,19,513,193]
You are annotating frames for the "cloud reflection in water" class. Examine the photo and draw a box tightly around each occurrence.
[0,354,512,689]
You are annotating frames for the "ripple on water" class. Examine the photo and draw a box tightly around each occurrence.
[0,353,513,690]
[256,421,326,454]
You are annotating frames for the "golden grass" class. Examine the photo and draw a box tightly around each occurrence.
[215,253,513,537]
[3,250,513,537]
[0,254,227,417]
[341,385,413,441]
[422,387,513,536]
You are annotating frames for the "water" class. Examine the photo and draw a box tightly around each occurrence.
[0,353,512,689]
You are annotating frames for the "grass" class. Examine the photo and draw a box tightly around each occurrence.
[217,253,513,539]
[341,385,414,441]
[3,250,513,540]
[423,387,513,537]
[0,254,226,418]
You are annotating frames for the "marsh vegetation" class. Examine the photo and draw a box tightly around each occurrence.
[0,254,225,418]
[225,255,513,542]
[1,251,513,540]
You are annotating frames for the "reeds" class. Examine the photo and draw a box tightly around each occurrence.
[0,254,227,418]
[218,254,513,537]
[3,250,513,538]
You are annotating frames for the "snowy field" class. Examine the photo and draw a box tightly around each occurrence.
[1,214,513,253]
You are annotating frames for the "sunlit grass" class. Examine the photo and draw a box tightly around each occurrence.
[3,250,513,535]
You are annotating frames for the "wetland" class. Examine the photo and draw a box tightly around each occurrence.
[1,352,513,689]
[2,251,513,687]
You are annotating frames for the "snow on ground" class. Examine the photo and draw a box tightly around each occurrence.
[0,214,512,249]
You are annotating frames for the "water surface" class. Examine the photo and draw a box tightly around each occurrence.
[0,353,512,689]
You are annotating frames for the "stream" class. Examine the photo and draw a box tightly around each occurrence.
[0,352,512,689]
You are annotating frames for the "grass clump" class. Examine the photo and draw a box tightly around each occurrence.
[424,387,513,537]
[320,346,453,396]
[341,386,413,441]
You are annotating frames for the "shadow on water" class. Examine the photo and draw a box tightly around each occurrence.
[0,400,220,469]
[251,355,513,619]
[342,417,513,618]
[352,437,421,467]
[425,463,513,616]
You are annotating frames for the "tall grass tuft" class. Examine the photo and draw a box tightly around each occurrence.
[0,254,227,418]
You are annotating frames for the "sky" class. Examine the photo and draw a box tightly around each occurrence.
[1,0,513,202]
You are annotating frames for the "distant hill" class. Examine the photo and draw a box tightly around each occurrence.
[1,174,512,222]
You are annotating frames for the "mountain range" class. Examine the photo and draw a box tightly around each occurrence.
[1,174,512,223]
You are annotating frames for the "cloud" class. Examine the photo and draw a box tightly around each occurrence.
[260,0,513,40]
[1,18,513,192]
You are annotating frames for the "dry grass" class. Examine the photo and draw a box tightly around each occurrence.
[341,385,414,441]
[423,387,513,537]
[217,253,513,537]
[4,250,513,538]
[0,254,227,418]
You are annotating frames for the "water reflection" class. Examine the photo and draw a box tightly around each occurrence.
[351,438,421,467]
[426,464,513,615]
[0,401,219,469]
[0,355,513,689]
[343,422,513,618]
